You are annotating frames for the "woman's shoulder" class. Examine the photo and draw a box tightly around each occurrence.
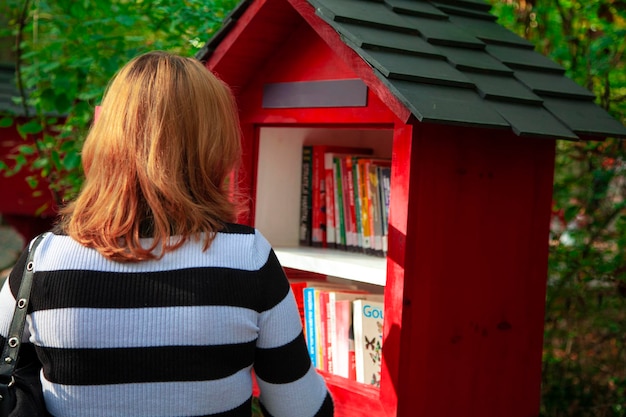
[216,223,273,265]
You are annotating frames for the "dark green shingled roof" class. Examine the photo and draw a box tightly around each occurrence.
[310,0,626,140]
[197,0,626,140]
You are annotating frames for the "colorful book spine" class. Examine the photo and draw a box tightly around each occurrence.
[303,287,317,368]
[324,152,337,249]
[379,165,392,255]
[313,146,373,248]
[369,164,383,256]
[342,155,359,251]
[328,291,369,379]
[333,156,347,249]
[316,289,329,371]
[311,146,325,247]
[357,158,372,254]
[299,146,313,246]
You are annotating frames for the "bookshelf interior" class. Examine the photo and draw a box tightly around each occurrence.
[254,126,393,287]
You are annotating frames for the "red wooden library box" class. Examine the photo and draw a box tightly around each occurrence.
[197,0,626,416]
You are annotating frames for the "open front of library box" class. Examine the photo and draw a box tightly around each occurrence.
[197,0,626,416]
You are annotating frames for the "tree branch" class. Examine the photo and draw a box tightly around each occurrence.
[15,0,31,118]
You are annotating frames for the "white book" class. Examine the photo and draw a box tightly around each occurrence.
[353,297,384,387]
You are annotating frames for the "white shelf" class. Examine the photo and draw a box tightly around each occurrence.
[274,246,386,286]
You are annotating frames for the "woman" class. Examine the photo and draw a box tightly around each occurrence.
[0,51,334,417]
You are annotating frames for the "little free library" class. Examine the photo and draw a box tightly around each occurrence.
[196,0,626,416]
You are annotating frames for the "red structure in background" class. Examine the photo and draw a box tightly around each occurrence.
[0,118,57,243]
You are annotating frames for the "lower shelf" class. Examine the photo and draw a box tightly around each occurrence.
[321,371,388,417]
[274,246,386,286]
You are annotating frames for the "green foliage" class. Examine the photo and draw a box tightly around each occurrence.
[2,0,626,414]
[0,0,238,204]
[489,1,626,415]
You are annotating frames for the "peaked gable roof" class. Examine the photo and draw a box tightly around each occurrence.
[198,0,626,141]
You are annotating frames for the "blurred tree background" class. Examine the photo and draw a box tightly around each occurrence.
[0,0,239,204]
[487,1,626,415]
[1,0,625,415]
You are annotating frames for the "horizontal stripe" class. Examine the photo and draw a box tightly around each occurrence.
[314,393,335,417]
[38,342,255,385]
[219,223,256,235]
[0,280,17,338]
[257,366,330,417]
[34,230,270,273]
[43,368,254,417]
[30,252,289,312]
[257,288,303,349]
[30,306,259,348]
[255,332,310,384]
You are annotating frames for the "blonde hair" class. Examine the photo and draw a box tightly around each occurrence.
[59,51,243,262]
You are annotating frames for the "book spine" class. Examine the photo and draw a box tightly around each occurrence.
[333,298,351,379]
[318,290,330,372]
[351,156,364,252]
[379,166,392,255]
[299,146,313,246]
[358,159,372,254]
[333,156,347,249]
[343,156,357,251]
[327,291,337,375]
[311,146,324,247]
[369,164,383,256]
[303,287,317,368]
[324,153,336,248]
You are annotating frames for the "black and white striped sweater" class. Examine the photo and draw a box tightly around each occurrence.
[0,224,333,417]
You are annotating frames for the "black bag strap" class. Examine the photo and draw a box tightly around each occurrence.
[0,233,46,381]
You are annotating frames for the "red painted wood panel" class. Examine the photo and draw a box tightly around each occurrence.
[237,21,395,126]
[396,124,555,417]
[286,0,411,123]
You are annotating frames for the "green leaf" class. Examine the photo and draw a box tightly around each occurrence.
[62,150,81,170]
[17,120,43,136]
[17,144,36,155]
[35,203,49,216]
[25,175,38,189]
[0,116,13,128]
[55,93,72,113]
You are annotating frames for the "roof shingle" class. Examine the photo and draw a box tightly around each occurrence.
[309,0,626,139]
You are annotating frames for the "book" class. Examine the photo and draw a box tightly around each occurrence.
[343,155,358,252]
[368,160,391,256]
[356,158,372,254]
[378,165,392,254]
[333,299,356,380]
[332,155,347,250]
[303,287,318,367]
[297,280,360,369]
[312,146,372,247]
[316,289,329,371]
[299,146,313,246]
[324,152,338,249]
[327,290,370,378]
[353,298,385,387]
[289,278,359,332]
